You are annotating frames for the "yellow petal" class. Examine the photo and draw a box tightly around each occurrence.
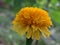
[42,33,47,38]
[12,25,27,35]
[32,32,35,40]
[26,29,32,39]
[32,31,40,40]
[32,25,38,32]
[39,27,51,38]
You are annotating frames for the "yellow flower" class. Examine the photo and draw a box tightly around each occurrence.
[12,7,52,40]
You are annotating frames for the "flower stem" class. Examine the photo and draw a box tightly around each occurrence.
[26,38,33,45]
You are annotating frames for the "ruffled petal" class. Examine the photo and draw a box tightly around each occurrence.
[12,25,27,35]
[32,25,38,32]
[39,27,51,38]
[32,31,40,40]
[26,29,32,39]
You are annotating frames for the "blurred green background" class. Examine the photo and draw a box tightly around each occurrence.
[0,0,60,45]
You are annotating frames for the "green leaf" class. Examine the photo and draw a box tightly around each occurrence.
[5,0,12,4]
[49,8,60,26]
[14,0,26,12]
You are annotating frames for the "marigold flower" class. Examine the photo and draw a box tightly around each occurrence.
[12,7,52,40]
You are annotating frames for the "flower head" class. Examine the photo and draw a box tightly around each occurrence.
[12,7,52,40]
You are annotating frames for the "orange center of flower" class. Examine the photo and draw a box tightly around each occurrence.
[14,7,52,27]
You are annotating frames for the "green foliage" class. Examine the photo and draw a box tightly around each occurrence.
[50,9,60,26]
[14,0,26,12]
[14,0,36,13]
[40,39,46,45]
[51,0,57,5]
[5,0,12,4]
